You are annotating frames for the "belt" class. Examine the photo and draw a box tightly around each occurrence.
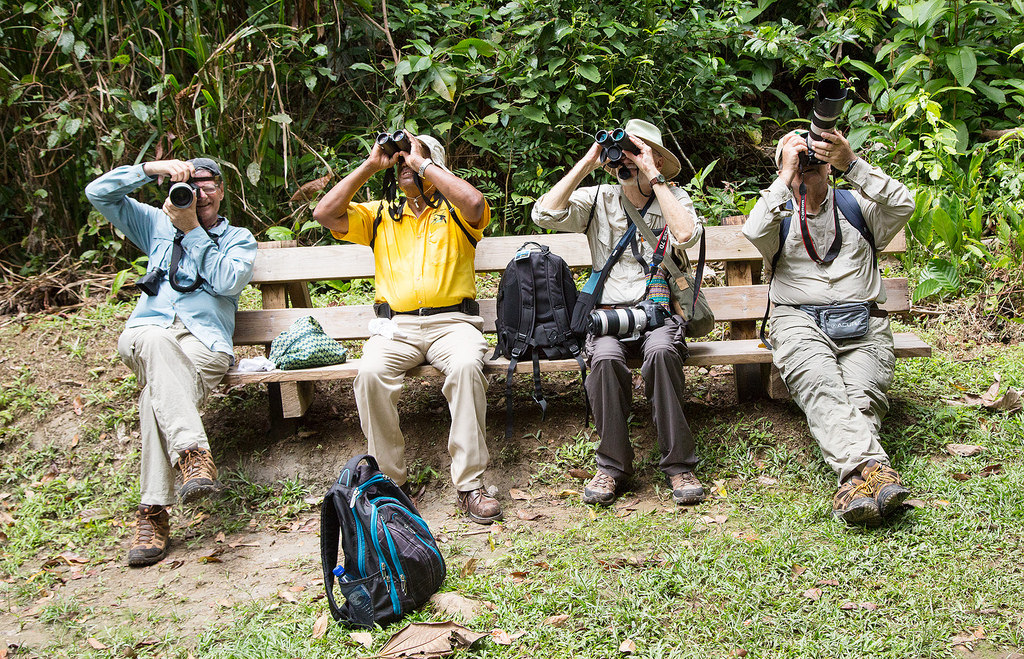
[374,298,479,319]
[785,303,888,318]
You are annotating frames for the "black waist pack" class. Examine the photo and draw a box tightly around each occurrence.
[320,454,446,628]
[798,301,873,340]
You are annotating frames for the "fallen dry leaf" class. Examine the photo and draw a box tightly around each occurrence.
[556,489,578,498]
[508,489,533,501]
[459,558,478,578]
[491,629,514,645]
[289,584,306,593]
[516,509,543,521]
[72,395,84,416]
[378,621,487,658]
[78,508,108,523]
[860,602,879,611]
[816,579,840,587]
[619,639,637,654]
[802,588,822,601]
[509,571,528,583]
[791,565,806,577]
[904,499,927,508]
[946,443,984,457]
[278,590,299,603]
[756,476,778,486]
[430,592,488,621]
[933,499,951,507]
[312,613,330,640]
[350,631,373,648]
[214,531,226,543]
[543,614,570,627]
[951,473,971,481]
[840,602,858,610]
[567,468,593,480]
[70,434,79,448]
[980,463,1003,477]
[731,650,748,657]
[86,638,108,650]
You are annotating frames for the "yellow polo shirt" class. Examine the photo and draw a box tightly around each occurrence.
[332,198,489,312]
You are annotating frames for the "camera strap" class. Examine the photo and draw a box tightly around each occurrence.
[621,198,706,321]
[169,227,221,293]
[797,183,842,265]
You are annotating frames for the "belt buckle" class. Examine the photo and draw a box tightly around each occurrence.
[417,307,430,316]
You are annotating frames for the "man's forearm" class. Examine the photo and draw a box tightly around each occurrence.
[426,166,487,227]
[535,160,594,212]
[313,162,377,234]
[655,185,695,245]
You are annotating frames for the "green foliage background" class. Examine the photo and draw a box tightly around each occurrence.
[3,0,1024,303]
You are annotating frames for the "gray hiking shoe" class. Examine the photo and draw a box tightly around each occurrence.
[582,471,618,505]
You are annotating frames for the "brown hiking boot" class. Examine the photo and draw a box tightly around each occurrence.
[667,472,705,505]
[861,460,910,518]
[128,504,170,567]
[457,488,503,525]
[176,444,219,505]
[833,476,881,526]
[582,471,618,505]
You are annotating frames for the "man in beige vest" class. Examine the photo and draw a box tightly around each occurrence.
[743,129,915,526]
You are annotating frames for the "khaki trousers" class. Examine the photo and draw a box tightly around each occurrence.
[354,313,489,491]
[118,320,231,506]
[584,315,697,480]
[768,306,896,483]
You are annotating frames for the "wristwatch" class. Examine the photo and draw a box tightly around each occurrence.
[649,174,667,187]
[418,159,434,177]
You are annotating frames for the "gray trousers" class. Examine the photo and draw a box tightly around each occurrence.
[585,315,696,479]
[118,320,231,506]
[354,313,489,491]
[768,306,896,483]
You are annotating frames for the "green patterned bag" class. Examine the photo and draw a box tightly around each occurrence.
[269,316,348,370]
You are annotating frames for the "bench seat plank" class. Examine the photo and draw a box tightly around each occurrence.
[222,332,931,386]
[232,278,912,345]
[248,229,908,283]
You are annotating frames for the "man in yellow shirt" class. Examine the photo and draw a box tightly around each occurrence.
[313,134,501,524]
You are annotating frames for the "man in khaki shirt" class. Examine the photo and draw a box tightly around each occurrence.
[533,119,706,507]
[743,129,915,526]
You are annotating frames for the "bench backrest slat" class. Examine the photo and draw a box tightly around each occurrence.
[249,228,908,284]
[234,278,911,345]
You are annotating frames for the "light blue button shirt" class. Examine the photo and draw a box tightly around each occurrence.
[85,164,257,358]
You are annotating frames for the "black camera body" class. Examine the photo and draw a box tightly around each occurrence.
[595,128,640,178]
[376,130,412,157]
[801,78,848,168]
[588,299,671,341]
[135,268,166,296]
[168,182,198,209]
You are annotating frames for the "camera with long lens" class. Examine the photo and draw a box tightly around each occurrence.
[801,77,848,168]
[376,130,412,157]
[587,299,671,341]
[595,128,640,179]
[168,182,198,209]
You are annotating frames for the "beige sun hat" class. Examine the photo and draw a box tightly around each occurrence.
[415,134,451,174]
[621,119,682,180]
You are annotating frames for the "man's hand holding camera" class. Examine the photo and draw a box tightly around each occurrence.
[810,129,856,173]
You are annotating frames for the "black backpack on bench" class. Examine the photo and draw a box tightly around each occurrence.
[492,242,587,439]
[320,454,446,628]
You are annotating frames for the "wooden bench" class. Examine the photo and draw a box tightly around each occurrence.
[222,223,931,422]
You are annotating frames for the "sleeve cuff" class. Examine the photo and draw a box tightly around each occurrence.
[180,226,215,252]
[531,205,571,226]
[762,178,793,212]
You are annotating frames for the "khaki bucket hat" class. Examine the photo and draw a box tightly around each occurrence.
[622,119,682,180]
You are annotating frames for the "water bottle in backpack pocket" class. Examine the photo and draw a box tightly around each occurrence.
[320,454,447,628]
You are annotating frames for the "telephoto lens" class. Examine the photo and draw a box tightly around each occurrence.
[587,306,651,340]
[805,78,847,165]
[168,182,198,209]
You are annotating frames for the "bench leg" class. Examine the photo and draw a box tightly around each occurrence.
[764,365,790,400]
[266,382,314,438]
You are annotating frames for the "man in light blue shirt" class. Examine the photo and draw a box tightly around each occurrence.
[86,157,256,566]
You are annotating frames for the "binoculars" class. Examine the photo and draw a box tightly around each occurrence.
[595,128,640,167]
[376,130,412,157]
[168,182,198,209]
[802,78,847,168]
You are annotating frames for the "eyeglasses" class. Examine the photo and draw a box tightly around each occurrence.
[193,180,221,194]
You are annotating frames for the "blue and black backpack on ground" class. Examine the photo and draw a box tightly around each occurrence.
[320,454,446,628]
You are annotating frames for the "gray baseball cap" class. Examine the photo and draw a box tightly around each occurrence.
[189,157,222,178]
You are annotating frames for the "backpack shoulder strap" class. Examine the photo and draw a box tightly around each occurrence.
[834,189,876,264]
[582,184,601,235]
[321,485,347,621]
